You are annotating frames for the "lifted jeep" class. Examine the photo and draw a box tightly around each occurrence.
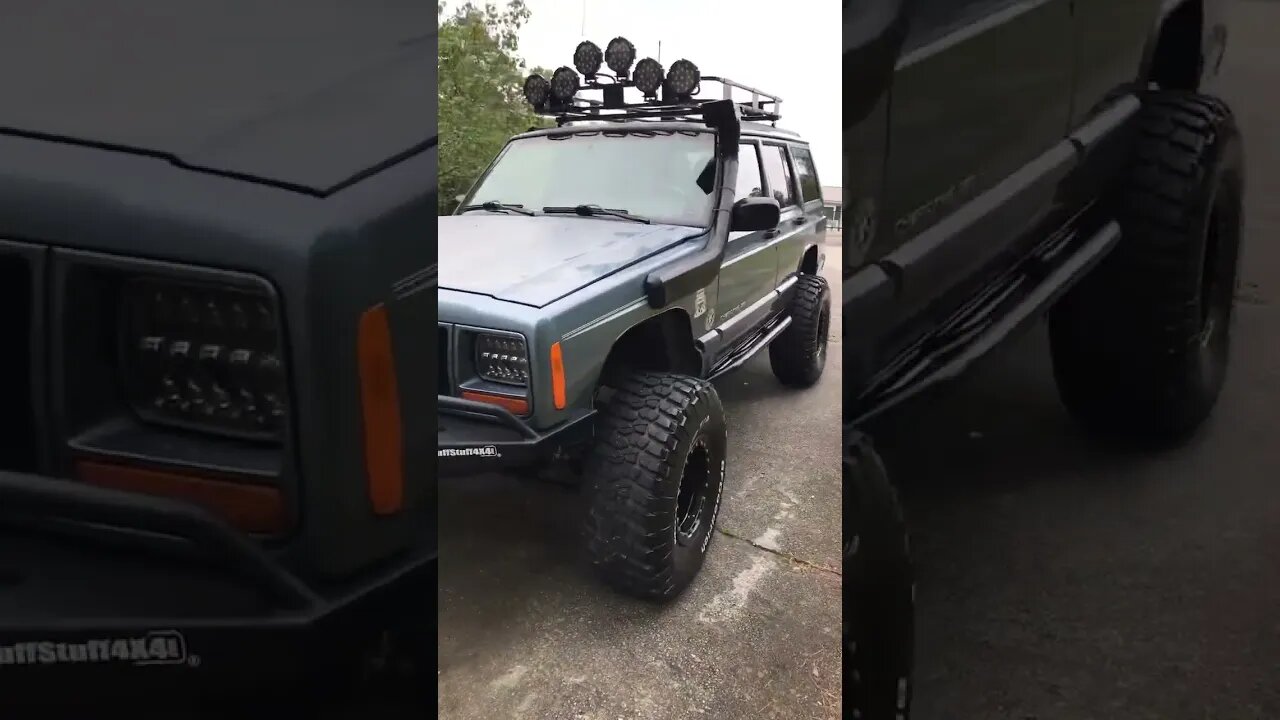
[844,0,1237,717]
[437,38,832,600]
[0,8,434,706]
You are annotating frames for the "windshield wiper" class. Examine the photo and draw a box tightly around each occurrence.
[459,201,535,216]
[542,205,651,224]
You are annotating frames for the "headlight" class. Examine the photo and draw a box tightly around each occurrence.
[474,334,529,386]
[123,277,288,442]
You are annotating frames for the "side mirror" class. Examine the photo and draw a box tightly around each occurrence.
[730,196,780,232]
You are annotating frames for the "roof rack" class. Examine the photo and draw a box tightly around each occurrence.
[546,76,783,127]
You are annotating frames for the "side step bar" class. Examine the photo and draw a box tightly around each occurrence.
[709,315,792,380]
[850,220,1122,425]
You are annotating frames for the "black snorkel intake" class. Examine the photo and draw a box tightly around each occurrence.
[643,98,741,308]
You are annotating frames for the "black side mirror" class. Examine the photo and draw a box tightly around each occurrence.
[730,196,780,232]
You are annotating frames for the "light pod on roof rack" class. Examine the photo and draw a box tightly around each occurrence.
[523,74,550,109]
[605,37,636,76]
[550,66,580,102]
[574,41,603,77]
[633,58,664,98]
[666,59,700,99]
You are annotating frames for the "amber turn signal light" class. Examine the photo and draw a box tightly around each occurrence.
[461,390,530,416]
[358,304,405,516]
[550,341,567,410]
[75,460,288,535]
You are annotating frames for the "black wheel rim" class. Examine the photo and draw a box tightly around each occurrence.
[675,439,711,544]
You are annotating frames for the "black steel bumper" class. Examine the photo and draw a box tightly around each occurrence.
[0,470,434,704]
[437,395,595,477]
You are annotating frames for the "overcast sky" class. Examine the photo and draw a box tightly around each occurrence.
[513,0,842,189]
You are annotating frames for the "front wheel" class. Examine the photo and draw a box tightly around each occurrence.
[583,372,727,600]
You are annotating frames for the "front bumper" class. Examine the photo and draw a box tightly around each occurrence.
[0,470,434,704]
[437,395,595,477]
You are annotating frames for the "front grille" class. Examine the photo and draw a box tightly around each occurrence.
[0,250,38,472]
[438,324,451,395]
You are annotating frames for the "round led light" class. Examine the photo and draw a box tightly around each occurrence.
[550,66,579,101]
[633,57,664,96]
[523,74,550,107]
[667,59,700,97]
[573,41,603,76]
[605,37,636,75]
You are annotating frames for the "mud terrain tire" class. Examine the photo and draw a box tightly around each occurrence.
[770,273,832,388]
[584,373,727,600]
[845,430,913,719]
[1049,91,1245,447]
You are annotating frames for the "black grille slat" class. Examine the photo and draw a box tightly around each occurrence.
[0,249,38,473]
[438,324,451,395]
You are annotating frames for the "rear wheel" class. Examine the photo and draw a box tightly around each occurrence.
[1049,91,1245,446]
[770,274,832,388]
[583,372,727,600]
[845,430,913,719]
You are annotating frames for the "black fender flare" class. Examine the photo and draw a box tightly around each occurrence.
[1137,0,1229,90]
[797,242,822,275]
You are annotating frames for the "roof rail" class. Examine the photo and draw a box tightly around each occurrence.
[545,76,783,127]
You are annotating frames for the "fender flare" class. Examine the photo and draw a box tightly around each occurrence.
[1137,0,1228,90]
[797,242,822,275]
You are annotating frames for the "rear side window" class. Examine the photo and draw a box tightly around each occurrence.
[761,144,797,208]
[736,144,766,200]
[790,146,822,204]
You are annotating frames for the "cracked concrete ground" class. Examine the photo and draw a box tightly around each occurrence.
[437,237,844,720]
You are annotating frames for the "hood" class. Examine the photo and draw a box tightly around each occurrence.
[439,215,704,308]
[0,2,431,196]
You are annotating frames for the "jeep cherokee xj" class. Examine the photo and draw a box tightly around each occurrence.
[437,39,833,600]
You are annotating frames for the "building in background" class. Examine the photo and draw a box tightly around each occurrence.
[821,185,842,231]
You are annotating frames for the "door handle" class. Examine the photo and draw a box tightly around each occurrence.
[764,230,779,239]
[792,217,807,226]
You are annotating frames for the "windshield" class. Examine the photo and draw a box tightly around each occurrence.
[462,130,718,227]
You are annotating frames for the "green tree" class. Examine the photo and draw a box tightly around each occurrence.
[438,1,551,214]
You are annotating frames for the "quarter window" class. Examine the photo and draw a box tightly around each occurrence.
[790,146,822,204]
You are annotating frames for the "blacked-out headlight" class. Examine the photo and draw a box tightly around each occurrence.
[474,334,529,386]
[123,277,287,442]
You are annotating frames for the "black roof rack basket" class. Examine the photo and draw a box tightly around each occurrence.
[544,76,783,127]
